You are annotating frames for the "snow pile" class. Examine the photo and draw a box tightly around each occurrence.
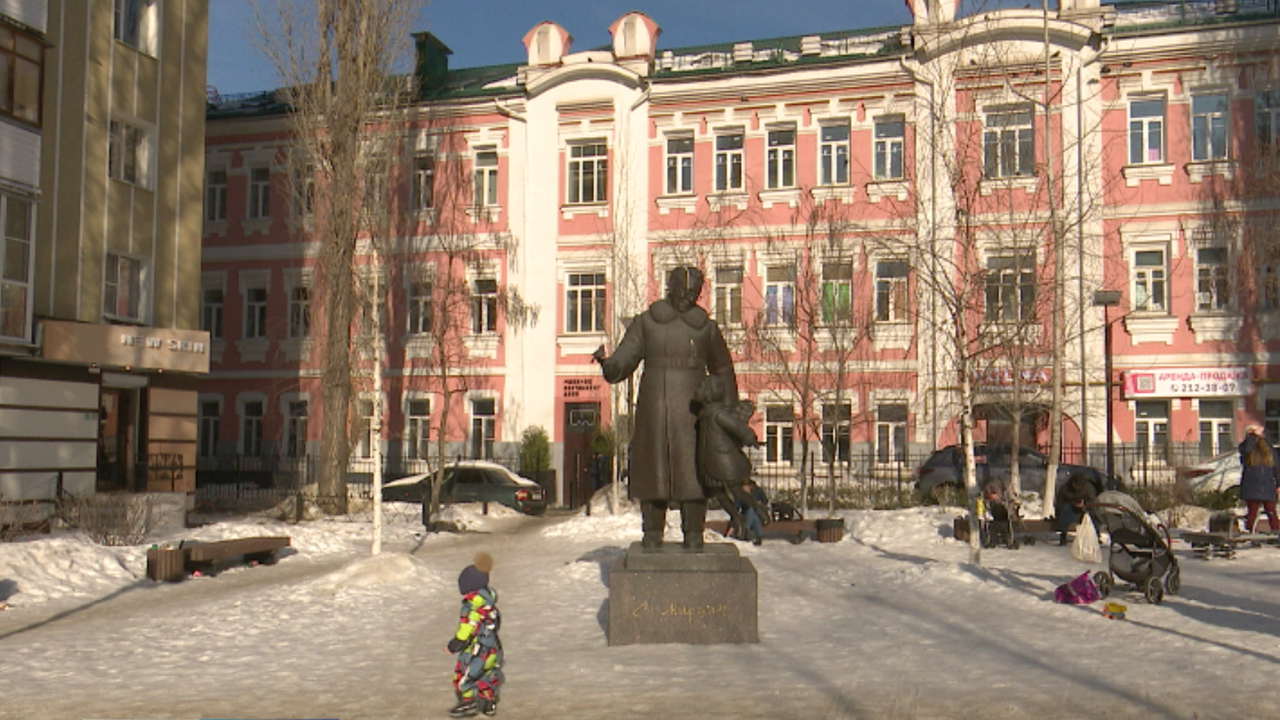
[305,551,444,598]
[0,532,144,605]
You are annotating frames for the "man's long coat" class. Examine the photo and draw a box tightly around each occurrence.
[599,299,736,502]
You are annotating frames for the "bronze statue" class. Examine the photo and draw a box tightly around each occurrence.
[593,266,737,550]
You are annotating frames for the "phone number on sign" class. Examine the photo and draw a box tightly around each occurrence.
[1167,381,1242,394]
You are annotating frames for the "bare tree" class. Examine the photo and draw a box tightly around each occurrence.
[251,0,422,514]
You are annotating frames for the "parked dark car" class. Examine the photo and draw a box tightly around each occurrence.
[915,444,1112,503]
[382,461,548,515]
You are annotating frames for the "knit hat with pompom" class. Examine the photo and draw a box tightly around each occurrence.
[457,552,494,595]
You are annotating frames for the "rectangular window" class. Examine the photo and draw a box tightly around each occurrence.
[205,170,227,222]
[567,142,608,204]
[473,149,499,207]
[1262,264,1280,312]
[287,285,310,338]
[471,278,498,334]
[354,399,374,459]
[201,287,224,339]
[1198,400,1234,460]
[471,398,496,460]
[821,403,851,464]
[714,132,745,191]
[820,262,853,325]
[1132,249,1166,312]
[408,281,433,335]
[1195,246,1230,312]
[665,136,694,194]
[247,167,271,219]
[1135,400,1170,463]
[198,400,220,459]
[764,405,794,465]
[108,119,147,186]
[1192,93,1229,161]
[103,253,143,321]
[565,272,606,334]
[1128,98,1165,164]
[0,25,44,126]
[0,195,33,340]
[1266,399,1280,446]
[764,265,796,327]
[411,154,435,211]
[287,400,308,459]
[983,108,1034,179]
[241,400,264,457]
[712,266,743,327]
[984,255,1036,323]
[293,164,315,217]
[244,286,267,339]
[406,399,431,460]
[820,124,850,186]
[875,261,909,323]
[1257,91,1280,155]
[874,116,905,180]
[765,129,796,189]
[876,404,909,464]
[113,0,142,47]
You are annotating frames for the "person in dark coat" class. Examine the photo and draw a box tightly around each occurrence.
[1055,472,1099,546]
[593,266,737,550]
[1239,425,1280,533]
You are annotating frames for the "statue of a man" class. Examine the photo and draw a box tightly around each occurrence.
[593,266,737,550]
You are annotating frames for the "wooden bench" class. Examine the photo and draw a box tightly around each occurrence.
[1178,531,1280,560]
[147,536,291,582]
[952,517,1058,543]
[706,518,818,544]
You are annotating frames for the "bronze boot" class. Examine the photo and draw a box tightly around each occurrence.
[641,501,666,549]
[681,500,707,550]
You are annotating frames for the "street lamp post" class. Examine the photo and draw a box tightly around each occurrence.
[1092,290,1122,481]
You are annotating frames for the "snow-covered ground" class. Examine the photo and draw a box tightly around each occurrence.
[1,496,1278,720]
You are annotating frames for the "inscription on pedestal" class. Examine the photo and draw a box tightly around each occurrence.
[608,542,758,645]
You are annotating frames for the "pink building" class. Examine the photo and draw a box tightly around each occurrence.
[200,1,1280,504]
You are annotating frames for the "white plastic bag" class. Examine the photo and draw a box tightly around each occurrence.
[1070,512,1101,564]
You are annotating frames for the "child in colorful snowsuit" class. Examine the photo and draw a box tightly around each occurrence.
[446,552,503,718]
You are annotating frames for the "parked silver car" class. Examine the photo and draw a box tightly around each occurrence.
[1178,451,1241,502]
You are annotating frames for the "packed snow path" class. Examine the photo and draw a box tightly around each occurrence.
[2,504,1279,719]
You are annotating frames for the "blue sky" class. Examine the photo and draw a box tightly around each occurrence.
[207,1,925,95]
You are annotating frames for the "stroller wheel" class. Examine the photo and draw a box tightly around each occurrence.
[1165,565,1181,596]
[1093,571,1113,599]
[1023,536,1036,547]
[1144,576,1164,604]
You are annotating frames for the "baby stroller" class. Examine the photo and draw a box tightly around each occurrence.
[1088,500,1181,604]
[980,482,1033,549]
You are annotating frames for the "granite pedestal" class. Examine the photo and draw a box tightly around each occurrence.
[607,542,758,646]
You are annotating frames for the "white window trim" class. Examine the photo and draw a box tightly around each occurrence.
[237,269,271,362]
[278,392,311,459]
[557,261,608,354]
[281,268,314,361]
[402,392,435,461]
[236,392,268,457]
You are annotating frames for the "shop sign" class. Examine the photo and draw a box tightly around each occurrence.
[970,367,1051,391]
[41,320,211,374]
[562,377,600,399]
[1122,367,1252,399]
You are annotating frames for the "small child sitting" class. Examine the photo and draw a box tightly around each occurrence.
[446,552,503,717]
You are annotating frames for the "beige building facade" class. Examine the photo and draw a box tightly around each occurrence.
[0,0,208,518]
